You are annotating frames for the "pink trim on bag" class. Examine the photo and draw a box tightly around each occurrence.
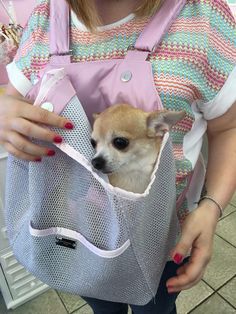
[34,71,76,115]
[39,77,76,115]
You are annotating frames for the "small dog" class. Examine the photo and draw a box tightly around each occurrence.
[91,104,185,193]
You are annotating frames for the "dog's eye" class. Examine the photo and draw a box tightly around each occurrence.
[90,139,97,148]
[112,137,129,150]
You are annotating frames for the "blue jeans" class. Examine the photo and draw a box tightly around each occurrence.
[82,258,188,314]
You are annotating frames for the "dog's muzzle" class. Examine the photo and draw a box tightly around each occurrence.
[92,156,106,171]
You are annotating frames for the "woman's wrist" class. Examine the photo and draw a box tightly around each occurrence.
[198,195,223,218]
[197,198,222,225]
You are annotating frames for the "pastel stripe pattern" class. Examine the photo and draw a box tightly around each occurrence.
[14,0,236,222]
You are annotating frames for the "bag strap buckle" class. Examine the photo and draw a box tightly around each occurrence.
[49,49,73,57]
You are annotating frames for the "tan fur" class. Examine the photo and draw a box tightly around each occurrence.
[91,104,185,193]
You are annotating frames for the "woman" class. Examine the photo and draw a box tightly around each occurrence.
[0,0,236,313]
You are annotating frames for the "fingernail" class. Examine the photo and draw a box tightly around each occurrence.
[167,285,173,290]
[173,253,183,264]
[34,157,42,162]
[64,122,74,129]
[47,150,56,156]
[53,135,63,143]
[167,286,175,294]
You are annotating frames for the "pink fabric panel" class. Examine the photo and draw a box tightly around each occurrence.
[33,75,76,115]
[97,59,163,112]
[27,58,163,123]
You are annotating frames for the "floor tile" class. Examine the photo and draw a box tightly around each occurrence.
[72,304,93,314]
[203,235,236,290]
[0,290,67,314]
[218,277,236,308]
[216,212,236,247]
[220,204,236,218]
[0,292,9,314]
[57,291,86,313]
[190,293,236,314]
[229,193,236,207]
[176,280,214,314]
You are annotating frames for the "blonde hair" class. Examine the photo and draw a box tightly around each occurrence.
[66,0,163,31]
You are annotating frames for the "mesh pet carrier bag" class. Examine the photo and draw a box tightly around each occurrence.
[4,0,188,306]
[5,70,180,305]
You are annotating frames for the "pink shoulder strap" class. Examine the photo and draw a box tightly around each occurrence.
[49,0,186,56]
[135,0,186,52]
[50,0,70,56]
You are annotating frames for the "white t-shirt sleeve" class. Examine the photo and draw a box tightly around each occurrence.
[197,66,236,120]
[6,61,33,97]
[183,66,236,171]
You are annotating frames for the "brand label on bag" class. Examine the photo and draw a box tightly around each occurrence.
[55,236,77,249]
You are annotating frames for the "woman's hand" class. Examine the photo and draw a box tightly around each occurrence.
[166,201,220,293]
[0,93,74,161]
[166,102,236,293]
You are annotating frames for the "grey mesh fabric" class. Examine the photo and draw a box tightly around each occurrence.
[5,90,180,305]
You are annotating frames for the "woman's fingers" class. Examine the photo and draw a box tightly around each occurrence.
[3,142,43,161]
[0,95,74,160]
[6,132,56,157]
[167,249,209,292]
[20,101,73,129]
[1,94,74,136]
[166,206,215,293]
[10,118,63,143]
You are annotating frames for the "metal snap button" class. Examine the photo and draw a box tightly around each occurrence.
[121,70,132,82]
[40,102,54,112]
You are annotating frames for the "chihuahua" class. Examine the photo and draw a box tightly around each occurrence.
[91,104,185,193]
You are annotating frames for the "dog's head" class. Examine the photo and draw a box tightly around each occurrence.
[91,104,185,174]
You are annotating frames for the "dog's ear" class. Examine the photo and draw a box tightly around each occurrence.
[147,110,185,137]
[93,112,100,120]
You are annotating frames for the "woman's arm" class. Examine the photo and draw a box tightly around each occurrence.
[205,102,236,208]
[166,102,236,293]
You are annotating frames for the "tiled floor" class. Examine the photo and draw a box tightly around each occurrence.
[0,194,236,314]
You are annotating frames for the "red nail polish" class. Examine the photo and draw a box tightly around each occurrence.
[47,150,56,156]
[53,135,63,143]
[64,122,74,129]
[167,285,173,289]
[173,253,183,264]
[34,158,42,162]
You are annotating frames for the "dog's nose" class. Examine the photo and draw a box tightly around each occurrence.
[92,157,106,170]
